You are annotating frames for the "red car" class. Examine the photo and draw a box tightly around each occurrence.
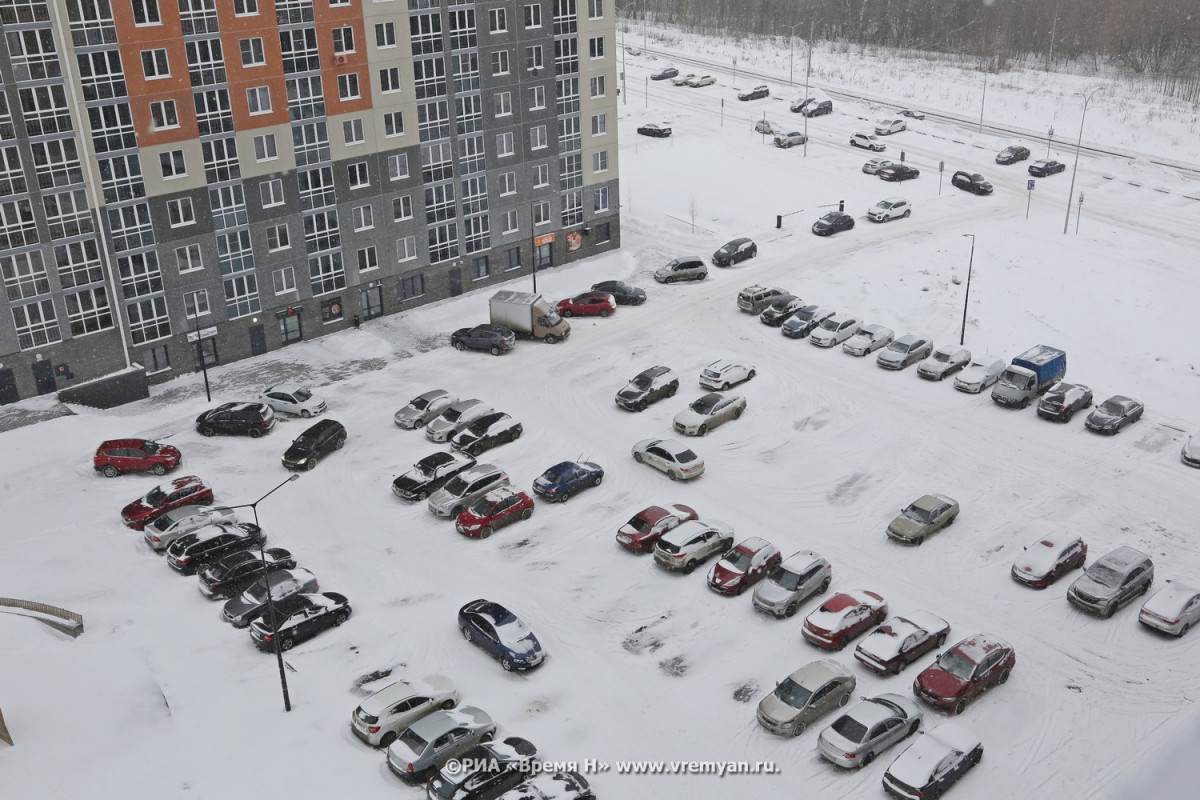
[707,536,781,595]
[914,634,1016,715]
[94,439,181,478]
[1011,534,1087,589]
[120,475,214,530]
[556,291,616,318]
[455,486,535,538]
[802,590,887,650]
[615,503,698,553]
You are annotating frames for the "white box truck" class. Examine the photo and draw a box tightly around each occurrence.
[489,291,571,343]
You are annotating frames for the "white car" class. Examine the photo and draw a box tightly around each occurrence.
[698,359,756,390]
[917,346,972,381]
[425,399,494,443]
[843,324,894,357]
[883,723,983,800]
[874,119,908,135]
[868,197,911,222]
[754,119,783,136]
[394,389,457,429]
[652,519,734,573]
[953,356,1006,393]
[687,74,716,87]
[862,158,893,174]
[809,315,861,348]
[631,438,705,481]
[258,384,327,417]
[350,676,460,747]
[671,73,696,86]
[1181,432,1200,468]
[1139,581,1200,637]
[143,505,239,551]
[673,393,747,436]
[850,132,886,151]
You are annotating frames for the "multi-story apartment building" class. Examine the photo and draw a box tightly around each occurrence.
[0,0,619,404]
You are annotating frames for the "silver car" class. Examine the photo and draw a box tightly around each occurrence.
[652,519,734,573]
[631,437,705,481]
[877,335,933,370]
[394,389,457,429]
[221,568,319,628]
[757,659,856,736]
[427,464,510,517]
[810,315,861,348]
[1067,546,1154,617]
[673,393,746,436]
[351,675,459,747]
[953,356,1005,393]
[425,399,495,443]
[385,706,496,783]
[1139,581,1200,637]
[143,505,238,551]
[843,324,894,356]
[916,345,971,381]
[653,256,707,284]
[752,550,832,618]
[818,693,923,769]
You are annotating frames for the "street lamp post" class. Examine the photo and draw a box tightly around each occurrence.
[616,1,636,106]
[1063,87,1103,234]
[780,22,803,86]
[960,234,975,346]
[529,200,539,293]
[802,18,816,157]
[978,69,987,133]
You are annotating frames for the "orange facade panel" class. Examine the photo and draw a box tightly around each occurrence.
[313,8,372,117]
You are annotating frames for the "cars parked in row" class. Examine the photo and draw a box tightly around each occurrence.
[222,567,320,628]
[1028,159,1066,177]
[759,294,806,326]
[250,591,351,651]
[1011,534,1087,589]
[862,158,893,174]
[868,197,911,222]
[810,315,860,348]
[738,84,770,101]
[1084,395,1144,434]
[94,438,182,477]
[687,74,716,87]
[395,390,457,429]
[636,122,672,137]
[532,460,604,502]
[632,438,705,481]
[818,693,922,769]
[196,403,276,438]
[259,384,327,417]
[995,145,1030,164]
[951,171,994,195]
[782,305,834,339]
[753,550,832,618]
[427,399,494,443]
[850,132,887,151]
[914,634,1015,715]
[450,412,522,457]
[879,164,920,182]
[843,324,893,356]
[654,255,707,283]
[591,280,646,305]
[651,66,679,81]
[707,537,781,596]
[953,356,1005,393]
[385,706,496,782]
[882,723,983,799]
[615,365,679,411]
[121,475,214,530]
[428,464,511,518]
[917,346,971,381]
[887,495,960,545]
[698,359,755,391]
[854,612,951,675]
[877,335,933,370]
[458,599,546,671]
[653,519,735,573]
[738,285,789,314]
[556,292,615,318]
[451,324,516,356]
[874,119,907,135]
[1036,382,1093,422]
[774,131,808,148]
[757,659,856,736]
[144,505,239,551]
[616,503,698,553]
[712,237,758,266]
[393,452,477,502]
[455,487,535,538]
[198,547,297,599]
[1139,581,1200,637]
[1067,546,1153,617]
[166,521,266,575]
[802,590,888,650]
[673,393,746,436]
[670,73,696,86]
[812,211,855,236]
[351,676,460,748]
[282,418,346,470]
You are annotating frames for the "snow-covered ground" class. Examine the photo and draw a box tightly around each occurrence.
[3,34,1200,800]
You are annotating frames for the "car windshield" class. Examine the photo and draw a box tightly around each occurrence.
[934,351,951,362]
[820,213,837,222]
[543,310,563,326]
[774,678,813,708]
[410,395,430,411]
[724,551,752,571]
[293,432,317,447]
[626,514,654,533]
[904,505,931,523]
[1086,563,1123,587]
[819,318,840,331]
[691,396,720,414]
[831,715,869,743]
[469,497,497,516]
[292,388,312,402]
[1100,400,1126,414]
[442,475,469,495]
[971,174,986,182]
[631,372,654,389]
[144,487,166,505]
[142,441,161,455]
[887,340,908,353]
[936,651,976,680]
[768,566,801,591]
[719,243,737,253]
[540,468,562,483]
[443,408,463,423]
[794,309,816,321]
[677,449,698,462]
[876,201,893,210]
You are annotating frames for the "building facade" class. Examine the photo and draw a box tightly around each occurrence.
[0,0,619,404]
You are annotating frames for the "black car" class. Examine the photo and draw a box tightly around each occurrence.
[636,123,672,138]
[591,280,646,305]
[221,568,319,628]
[1036,382,1094,423]
[712,237,757,266]
[282,418,346,471]
[1028,159,1066,177]
[166,522,266,575]
[392,451,477,501]
[758,295,805,327]
[794,98,833,116]
[1084,395,1145,435]
[737,84,769,101]
[650,66,678,80]
[195,402,276,437]
[812,212,855,236]
[451,324,516,356]
[197,547,296,599]
[951,171,993,195]
[995,145,1030,165]
[450,412,523,457]
[426,738,538,800]
[503,772,593,800]
[615,365,678,411]
[879,164,921,182]
[249,592,351,651]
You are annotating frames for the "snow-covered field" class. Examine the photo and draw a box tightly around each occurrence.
[3,34,1200,800]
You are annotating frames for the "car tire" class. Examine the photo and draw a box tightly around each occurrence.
[1103,600,1117,618]
[697,424,708,436]
[908,721,920,738]
[440,699,455,710]
[904,209,911,218]
[380,731,397,748]
[544,334,558,344]
[634,452,644,463]
[199,427,215,437]
[301,409,311,418]
[791,721,806,737]
[668,382,678,397]
[953,699,968,715]
[999,668,1010,684]
[454,341,466,351]
[861,752,874,768]
[520,508,533,521]
[936,631,948,647]
[1179,623,1191,637]
[839,693,850,707]
[683,560,697,574]
[819,577,831,594]
[501,658,514,671]
[599,309,610,318]
[945,514,956,527]
[736,583,746,595]
[915,535,925,546]
[509,427,522,441]
[562,310,573,318]
[413,419,425,428]
[489,346,501,356]
[560,491,570,504]
[151,463,167,476]
[721,382,730,391]
[480,526,493,539]
[668,471,678,481]
[461,626,472,641]
[306,457,319,470]
[635,400,647,411]
[784,603,799,618]
[248,428,262,438]
[335,437,345,450]
[482,730,495,743]
[102,465,120,478]
[334,611,348,626]
[451,505,463,518]
[417,490,428,501]
[281,638,294,651]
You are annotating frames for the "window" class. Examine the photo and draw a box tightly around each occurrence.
[337,73,361,100]
[267,223,290,251]
[348,162,369,188]
[388,153,409,180]
[494,91,511,117]
[175,243,202,273]
[260,178,284,207]
[246,86,271,115]
[397,235,417,261]
[2,252,49,301]
[472,256,489,279]
[533,163,549,187]
[353,204,374,230]
[595,221,610,243]
[376,22,396,48]
[11,300,61,350]
[320,297,343,323]
[127,296,171,344]
[591,114,607,136]
[593,150,608,173]
[384,111,404,137]
[234,0,257,14]
[141,344,170,373]
[497,132,514,157]
[160,150,186,178]
[393,195,413,220]
[533,200,550,225]
[131,0,161,26]
[150,100,178,130]
[489,7,507,32]
[332,27,355,53]
[589,0,603,18]
[167,198,195,227]
[343,118,365,145]
[498,171,516,195]
[65,288,113,336]
[240,38,265,66]
[141,49,169,79]
[380,67,402,93]
[588,37,605,58]
[398,272,423,300]
[253,133,277,161]
[502,209,518,233]
[590,75,606,97]
[490,50,509,76]
[184,289,209,318]
[529,85,545,110]
[526,45,543,71]
[530,125,547,150]
[504,247,521,270]
[272,266,295,294]
[593,186,609,212]
[524,3,541,27]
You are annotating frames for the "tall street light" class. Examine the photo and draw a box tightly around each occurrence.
[225,473,300,712]
[616,1,636,106]
[802,18,817,157]
[960,234,975,346]
[1064,87,1103,234]
[780,22,803,86]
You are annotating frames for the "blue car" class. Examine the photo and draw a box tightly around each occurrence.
[458,599,546,672]
[531,460,604,503]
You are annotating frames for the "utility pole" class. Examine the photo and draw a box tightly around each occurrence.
[803,18,815,157]
[616,1,635,106]
[978,69,987,133]
[780,22,803,86]
[960,234,976,346]
[1064,88,1103,234]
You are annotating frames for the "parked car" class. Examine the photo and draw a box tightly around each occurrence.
[166,522,266,575]
[258,384,327,418]
[1067,546,1154,617]
[862,158,893,174]
[759,294,806,326]
[738,84,770,101]
[673,392,746,436]
[1140,581,1200,637]
[1182,432,1200,468]
[221,568,320,628]
[94,438,182,478]
[738,285,789,314]
[636,122,672,137]
[350,676,459,748]
[797,98,833,116]
[632,438,705,481]
[782,305,835,339]
[1036,382,1094,422]
[1028,159,1066,177]
[450,412,522,457]
[812,212,855,236]
[615,365,679,411]
[773,131,808,148]
[917,346,971,381]
[810,315,861,348]
[878,164,920,182]
[757,660,856,736]
[950,171,993,195]
[616,503,699,553]
[755,118,783,135]
[854,612,952,675]
[707,537,781,596]
[874,119,907,135]
[394,389,457,430]
[426,399,494,443]
[144,505,238,551]
[753,551,832,618]
[868,197,911,222]
[459,599,546,671]
[1084,395,1144,434]
[282,418,347,470]
[687,74,715,87]
[877,335,933,370]
[495,771,593,800]
[198,547,296,599]
[953,356,1005,393]
[698,359,756,390]
[850,132,886,151]
[670,73,696,86]
[121,475,214,530]
[712,237,758,266]
[653,520,734,573]
[883,723,983,799]
[995,145,1031,164]
[427,737,539,800]
[654,255,707,283]
[651,66,679,81]
[843,324,894,356]
[451,324,516,356]
[428,464,510,518]
[818,693,923,769]
[532,460,604,502]
[899,109,925,119]
[591,280,646,305]
[249,591,351,651]
[914,634,1015,715]
[887,495,960,545]
[195,403,276,438]
[385,706,495,783]
[556,292,615,318]
[393,452,477,502]
[1011,534,1087,589]
[456,487,535,538]
[803,590,888,650]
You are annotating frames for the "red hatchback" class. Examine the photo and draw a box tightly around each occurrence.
[455,486,535,538]
[616,503,698,553]
[94,439,181,478]
[556,292,616,318]
[120,475,214,530]
[914,634,1016,715]
[707,537,782,595]
[802,590,888,650]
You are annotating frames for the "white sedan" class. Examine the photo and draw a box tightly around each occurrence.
[874,119,908,135]
[258,383,327,417]
[810,315,861,348]
[953,356,1006,393]
[843,324,893,356]
[394,389,457,429]
[1139,581,1200,637]
[673,393,746,436]
[917,346,972,381]
[632,438,705,481]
